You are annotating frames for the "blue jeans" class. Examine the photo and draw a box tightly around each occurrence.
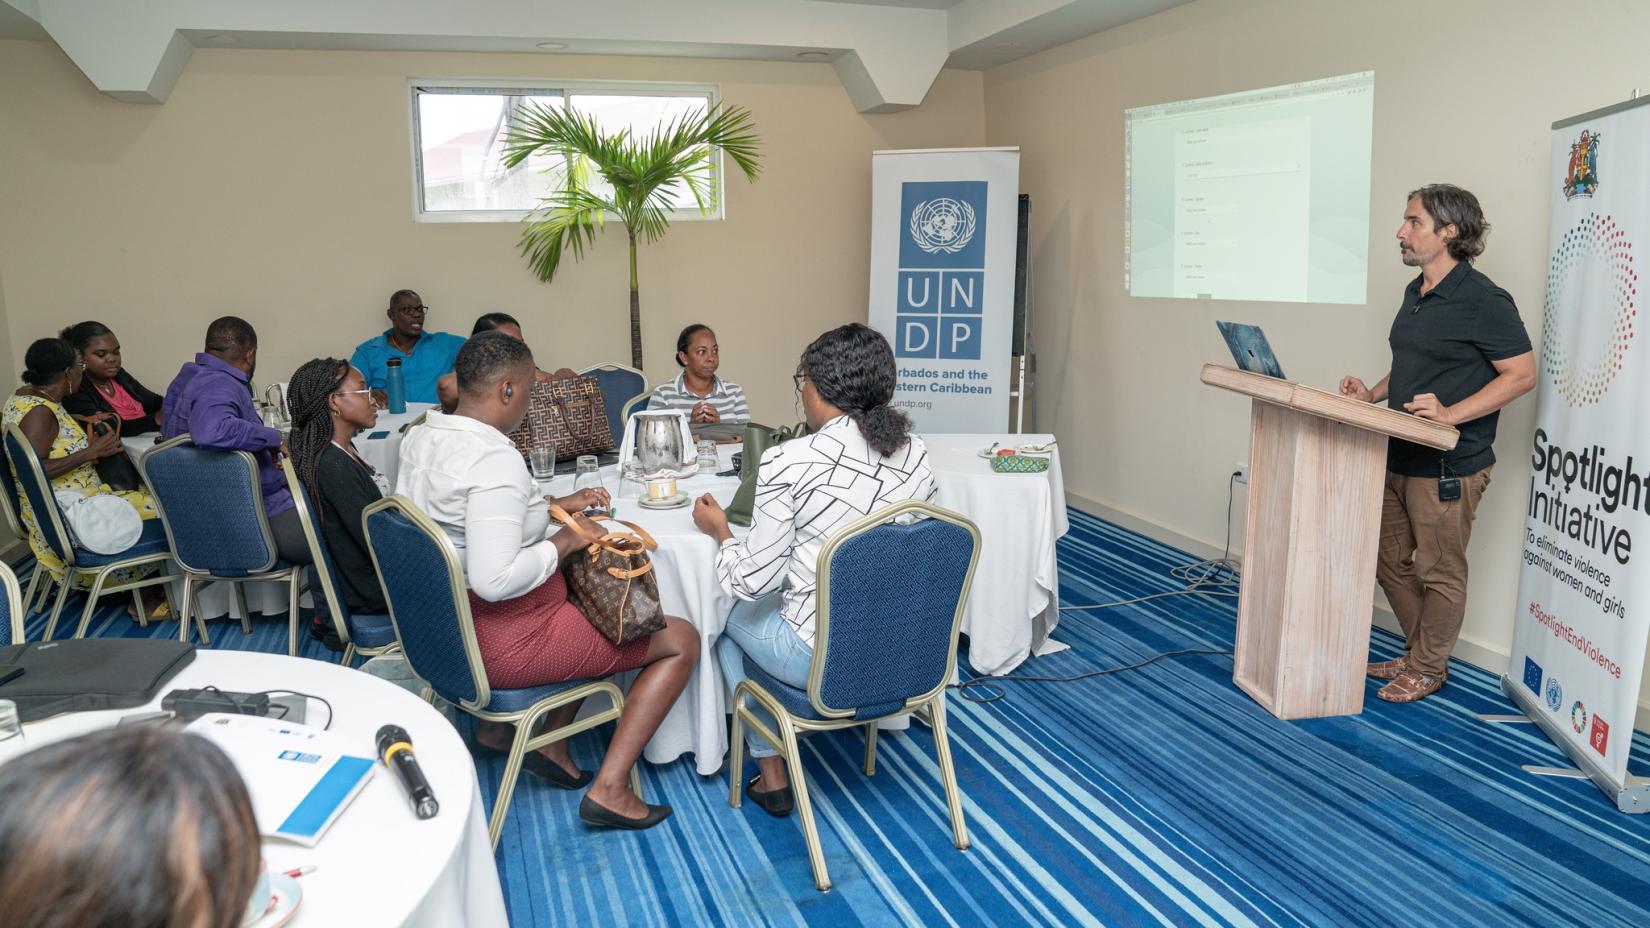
[718,595,814,759]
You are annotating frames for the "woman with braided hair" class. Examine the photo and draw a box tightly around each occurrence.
[286,359,389,648]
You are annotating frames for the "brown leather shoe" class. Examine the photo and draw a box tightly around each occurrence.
[1367,656,1408,679]
[1376,669,1443,703]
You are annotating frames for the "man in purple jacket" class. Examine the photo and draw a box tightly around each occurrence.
[162,316,312,568]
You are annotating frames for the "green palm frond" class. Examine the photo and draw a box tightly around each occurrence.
[503,100,763,283]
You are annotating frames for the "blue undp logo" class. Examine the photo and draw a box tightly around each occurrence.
[896,180,988,360]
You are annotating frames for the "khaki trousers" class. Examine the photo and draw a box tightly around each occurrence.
[1374,466,1493,678]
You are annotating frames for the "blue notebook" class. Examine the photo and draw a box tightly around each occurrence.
[188,714,375,846]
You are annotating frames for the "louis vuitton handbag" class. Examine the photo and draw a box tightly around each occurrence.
[509,376,616,461]
[548,505,667,646]
[725,421,810,526]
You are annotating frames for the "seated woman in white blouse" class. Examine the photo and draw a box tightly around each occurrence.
[692,323,937,818]
[399,331,699,831]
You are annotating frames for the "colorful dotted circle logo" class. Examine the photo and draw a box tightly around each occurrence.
[1542,212,1637,407]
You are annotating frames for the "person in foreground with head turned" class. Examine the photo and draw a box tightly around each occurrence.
[350,288,466,407]
[3,337,168,617]
[286,357,389,650]
[0,726,262,928]
[647,323,749,429]
[692,323,937,817]
[161,316,314,569]
[398,331,700,830]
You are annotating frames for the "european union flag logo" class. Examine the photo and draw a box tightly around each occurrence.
[1522,656,1544,697]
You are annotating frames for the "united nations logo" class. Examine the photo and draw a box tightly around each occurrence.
[1571,700,1589,734]
[1544,677,1562,712]
[909,197,977,255]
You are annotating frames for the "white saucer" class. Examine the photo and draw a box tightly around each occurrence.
[243,873,302,928]
[638,492,692,510]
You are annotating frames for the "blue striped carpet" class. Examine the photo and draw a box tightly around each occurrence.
[19,508,1650,927]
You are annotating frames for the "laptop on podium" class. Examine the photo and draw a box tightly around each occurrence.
[1216,321,1286,379]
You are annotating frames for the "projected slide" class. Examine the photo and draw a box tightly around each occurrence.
[1126,71,1373,304]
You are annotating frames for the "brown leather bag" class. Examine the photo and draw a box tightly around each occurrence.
[509,376,616,461]
[549,505,667,646]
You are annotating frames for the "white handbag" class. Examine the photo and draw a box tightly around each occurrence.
[53,490,143,555]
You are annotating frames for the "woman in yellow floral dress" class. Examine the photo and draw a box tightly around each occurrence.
[3,338,165,609]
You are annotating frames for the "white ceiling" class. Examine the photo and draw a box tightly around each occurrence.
[1,0,1189,110]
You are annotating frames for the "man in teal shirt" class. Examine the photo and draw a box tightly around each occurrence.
[350,289,466,406]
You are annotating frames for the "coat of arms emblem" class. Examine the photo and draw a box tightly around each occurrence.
[1564,129,1600,200]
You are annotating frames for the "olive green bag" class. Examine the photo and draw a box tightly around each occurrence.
[725,421,810,526]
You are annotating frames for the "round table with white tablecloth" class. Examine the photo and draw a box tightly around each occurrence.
[353,403,437,492]
[540,433,1067,776]
[8,651,507,928]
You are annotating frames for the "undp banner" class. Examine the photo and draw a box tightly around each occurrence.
[868,148,1019,432]
[1508,96,1650,807]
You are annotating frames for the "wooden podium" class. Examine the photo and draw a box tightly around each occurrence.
[1201,365,1459,719]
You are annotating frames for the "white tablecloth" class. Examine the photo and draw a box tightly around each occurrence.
[921,434,1068,675]
[543,434,1066,775]
[9,651,507,928]
[354,403,437,492]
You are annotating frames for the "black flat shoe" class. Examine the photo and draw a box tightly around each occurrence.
[745,776,794,818]
[469,740,592,789]
[578,794,673,830]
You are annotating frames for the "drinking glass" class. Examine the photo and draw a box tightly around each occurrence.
[617,461,644,502]
[696,439,719,472]
[574,455,601,492]
[0,699,23,761]
[529,446,557,481]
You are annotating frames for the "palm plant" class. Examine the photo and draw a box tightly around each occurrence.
[501,102,762,370]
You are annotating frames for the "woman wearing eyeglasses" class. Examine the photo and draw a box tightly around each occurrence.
[285,359,389,649]
[349,289,466,407]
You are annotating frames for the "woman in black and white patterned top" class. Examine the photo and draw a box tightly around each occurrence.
[694,323,936,818]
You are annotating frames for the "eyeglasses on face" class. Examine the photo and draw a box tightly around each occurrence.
[792,371,806,392]
[333,388,374,398]
[392,305,429,317]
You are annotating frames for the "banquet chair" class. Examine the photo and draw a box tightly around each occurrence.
[0,444,52,615]
[139,436,302,653]
[577,363,646,448]
[0,561,23,646]
[3,425,180,642]
[619,392,650,431]
[728,500,981,891]
[280,459,397,666]
[362,495,641,848]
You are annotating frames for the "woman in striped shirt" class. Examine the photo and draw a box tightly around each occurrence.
[647,324,749,427]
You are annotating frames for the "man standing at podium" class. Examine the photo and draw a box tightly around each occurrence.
[1339,185,1534,704]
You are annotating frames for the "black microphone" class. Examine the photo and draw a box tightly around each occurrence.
[376,724,439,820]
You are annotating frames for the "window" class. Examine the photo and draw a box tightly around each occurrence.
[409,81,718,223]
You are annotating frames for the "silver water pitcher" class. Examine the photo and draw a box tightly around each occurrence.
[630,409,690,475]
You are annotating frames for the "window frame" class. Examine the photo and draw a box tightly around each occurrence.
[406,77,725,224]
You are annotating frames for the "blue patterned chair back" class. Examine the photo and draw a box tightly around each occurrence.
[281,459,357,631]
[579,364,646,448]
[363,497,488,709]
[811,501,980,719]
[0,561,22,646]
[139,436,277,576]
[0,432,26,540]
[3,426,75,567]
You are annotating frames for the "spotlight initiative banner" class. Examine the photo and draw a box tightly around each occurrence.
[868,148,1019,432]
[1509,96,1650,807]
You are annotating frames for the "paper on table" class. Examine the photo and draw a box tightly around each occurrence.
[187,713,374,846]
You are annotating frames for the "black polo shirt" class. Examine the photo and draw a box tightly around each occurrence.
[1386,261,1531,477]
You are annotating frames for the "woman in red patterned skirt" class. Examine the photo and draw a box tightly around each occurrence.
[399,331,698,831]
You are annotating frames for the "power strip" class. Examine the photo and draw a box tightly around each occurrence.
[161,687,272,722]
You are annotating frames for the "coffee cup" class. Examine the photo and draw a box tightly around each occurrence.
[242,862,273,925]
[646,478,677,500]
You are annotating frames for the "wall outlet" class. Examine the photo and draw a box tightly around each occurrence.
[1233,462,1249,484]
